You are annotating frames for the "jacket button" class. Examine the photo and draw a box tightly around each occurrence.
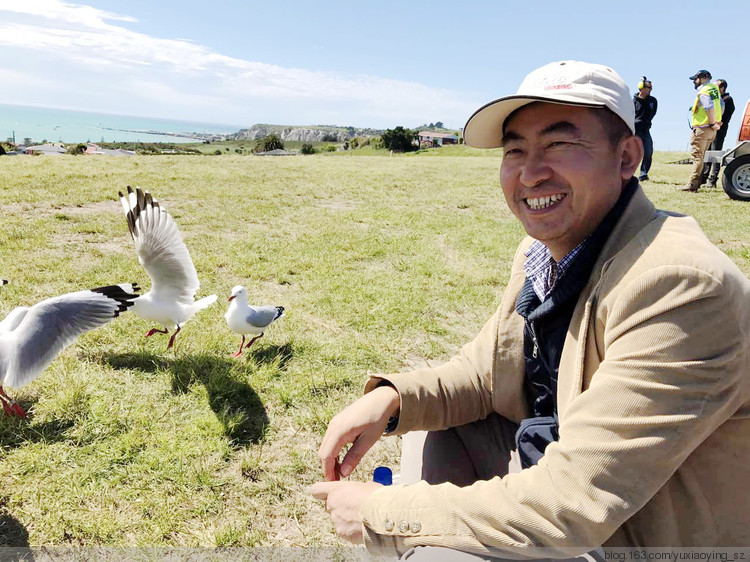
[410,520,422,533]
[398,520,409,533]
[384,519,394,532]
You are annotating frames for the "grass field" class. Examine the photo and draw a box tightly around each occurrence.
[0,152,749,548]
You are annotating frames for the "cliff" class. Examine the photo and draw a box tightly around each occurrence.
[230,124,384,142]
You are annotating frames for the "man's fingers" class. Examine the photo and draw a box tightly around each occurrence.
[309,481,335,501]
[340,432,377,477]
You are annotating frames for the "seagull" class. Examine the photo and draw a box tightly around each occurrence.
[0,283,140,418]
[224,286,284,357]
[119,186,217,349]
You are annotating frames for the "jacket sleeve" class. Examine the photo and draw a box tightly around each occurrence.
[361,264,749,558]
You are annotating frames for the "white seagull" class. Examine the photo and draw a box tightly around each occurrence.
[0,283,140,418]
[224,285,284,357]
[119,186,217,349]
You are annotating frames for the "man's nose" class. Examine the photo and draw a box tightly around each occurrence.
[518,151,552,187]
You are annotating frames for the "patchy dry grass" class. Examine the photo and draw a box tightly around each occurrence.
[0,152,748,547]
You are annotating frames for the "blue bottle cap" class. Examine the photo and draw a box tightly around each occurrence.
[373,466,392,485]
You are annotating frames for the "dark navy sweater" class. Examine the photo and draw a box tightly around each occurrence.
[513,178,638,468]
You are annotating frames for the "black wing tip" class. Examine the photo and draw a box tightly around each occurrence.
[91,283,141,317]
[1,279,8,286]
[275,306,285,319]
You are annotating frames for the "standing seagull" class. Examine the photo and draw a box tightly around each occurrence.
[224,286,284,357]
[0,283,139,417]
[119,186,217,349]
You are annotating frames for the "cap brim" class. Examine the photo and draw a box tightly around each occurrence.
[463,95,603,148]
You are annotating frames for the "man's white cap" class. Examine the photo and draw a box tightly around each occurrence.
[463,60,636,148]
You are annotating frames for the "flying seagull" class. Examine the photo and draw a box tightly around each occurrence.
[224,285,284,357]
[0,283,139,418]
[119,186,217,349]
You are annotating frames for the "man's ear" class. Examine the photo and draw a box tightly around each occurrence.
[620,135,644,181]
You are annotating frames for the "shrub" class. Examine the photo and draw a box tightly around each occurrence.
[300,143,316,155]
[381,126,415,152]
[254,134,284,153]
[66,143,87,155]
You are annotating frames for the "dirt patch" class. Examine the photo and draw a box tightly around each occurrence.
[316,201,357,211]
[0,200,117,218]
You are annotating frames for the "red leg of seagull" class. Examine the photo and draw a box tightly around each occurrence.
[167,325,181,350]
[0,386,27,418]
[230,335,246,358]
[145,328,169,338]
[244,333,264,348]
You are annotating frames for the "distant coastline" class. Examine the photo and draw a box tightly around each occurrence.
[0,104,243,144]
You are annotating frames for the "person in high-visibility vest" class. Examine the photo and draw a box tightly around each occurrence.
[700,79,736,187]
[679,69,722,192]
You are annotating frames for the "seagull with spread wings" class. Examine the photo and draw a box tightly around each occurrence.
[119,186,217,349]
[0,283,139,417]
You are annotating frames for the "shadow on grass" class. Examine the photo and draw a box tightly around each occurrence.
[105,351,274,446]
[0,513,29,548]
[246,342,294,371]
[0,411,76,449]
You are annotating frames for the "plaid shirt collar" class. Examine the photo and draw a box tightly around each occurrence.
[524,239,587,302]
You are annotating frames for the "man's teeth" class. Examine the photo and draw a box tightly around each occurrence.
[526,194,565,210]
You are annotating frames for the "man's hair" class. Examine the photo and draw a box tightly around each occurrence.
[594,107,633,147]
[716,79,727,90]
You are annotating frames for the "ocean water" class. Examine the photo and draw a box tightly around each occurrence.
[0,104,244,144]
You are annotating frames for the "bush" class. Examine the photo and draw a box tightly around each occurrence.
[300,143,316,155]
[66,143,87,155]
[321,133,338,142]
[381,126,415,152]
[214,149,222,155]
[254,134,284,153]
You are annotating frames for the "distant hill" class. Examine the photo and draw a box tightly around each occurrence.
[230,124,384,142]
[412,124,461,135]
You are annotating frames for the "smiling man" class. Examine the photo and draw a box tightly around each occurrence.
[311,61,750,560]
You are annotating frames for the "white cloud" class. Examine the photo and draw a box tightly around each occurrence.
[0,0,479,128]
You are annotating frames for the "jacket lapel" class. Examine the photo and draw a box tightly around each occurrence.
[556,185,657,419]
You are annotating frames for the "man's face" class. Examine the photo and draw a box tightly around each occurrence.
[693,77,704,89]
[500,103,629,260]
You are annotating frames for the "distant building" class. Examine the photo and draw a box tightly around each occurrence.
[417,131,459,147]
[85,143,134,156]
[25,143,66,155]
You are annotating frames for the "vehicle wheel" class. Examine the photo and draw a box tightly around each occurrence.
[722,154,750,201]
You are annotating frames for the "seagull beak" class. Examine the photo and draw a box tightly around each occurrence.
[228,295,235,302]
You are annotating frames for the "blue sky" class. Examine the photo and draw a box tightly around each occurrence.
[0,0,747,150]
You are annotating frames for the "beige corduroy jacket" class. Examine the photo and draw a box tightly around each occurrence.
[361,185,750,558]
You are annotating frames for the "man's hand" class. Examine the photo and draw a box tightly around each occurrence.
[309,481,382,543]
[318,385,400,481]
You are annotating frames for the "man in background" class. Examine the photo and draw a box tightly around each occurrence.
[680,69,722,192]
[700,78,735,188]
[633,76,657,181]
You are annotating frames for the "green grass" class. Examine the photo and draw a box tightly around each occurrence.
[0,153,749,547]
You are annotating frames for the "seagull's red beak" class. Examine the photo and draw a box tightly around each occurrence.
[228,295,235,302]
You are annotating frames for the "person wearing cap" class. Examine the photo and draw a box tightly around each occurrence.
[633,76,657,181]
[311,60,750,559]
[700,78,736,188]
[680,69,722,192]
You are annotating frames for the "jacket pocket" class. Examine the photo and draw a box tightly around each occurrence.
[515,415,559,469]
